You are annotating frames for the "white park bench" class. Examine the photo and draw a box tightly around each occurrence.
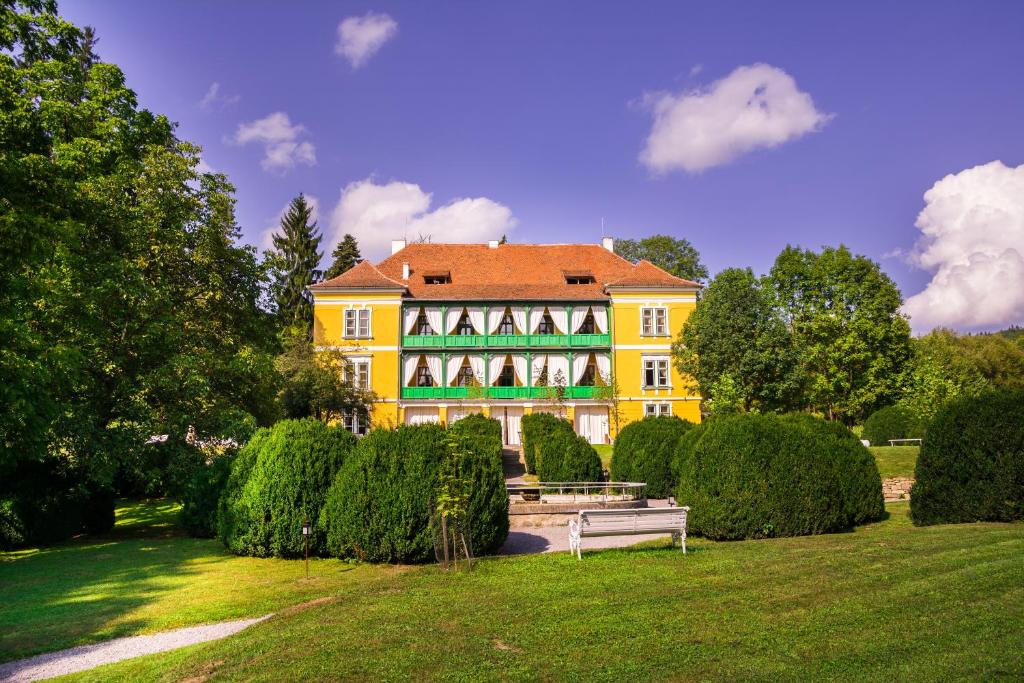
[888,438,923,446]
[567,507,690,560]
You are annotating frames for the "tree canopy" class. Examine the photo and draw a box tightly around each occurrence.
[614,234,708,283]
[269,194,322,333]
[324,233,362,280]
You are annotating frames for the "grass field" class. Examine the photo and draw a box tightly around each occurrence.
[593,443,613,469]
[869,445,920,479]
[3,499,1022,681]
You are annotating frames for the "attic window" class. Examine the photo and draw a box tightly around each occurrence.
[423,270,451,285]
[563,270,595,285]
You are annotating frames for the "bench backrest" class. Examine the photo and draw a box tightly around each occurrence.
[578,507,688,534]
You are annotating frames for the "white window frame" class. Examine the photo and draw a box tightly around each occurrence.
[642,355,671,389]
[344,356,371,390]
[644,402,672,417]
[641,306,668,337]
[344,308,371,339]
[342,411,369,436]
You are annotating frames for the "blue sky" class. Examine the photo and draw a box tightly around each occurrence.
[60,1,1024,332]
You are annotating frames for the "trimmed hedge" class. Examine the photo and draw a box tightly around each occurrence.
[521,412,573,474]
[322,424,449,563]
[676,413,884,540]
[217,419,356,557]
[447,415,510,555]
[181,453,234,538]
[610,416,695,497]
[863,405,924,446]
[911,389,1024,526]
[537,429,603,482]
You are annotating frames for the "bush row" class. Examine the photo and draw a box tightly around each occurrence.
[911,389,1024,525]
[520,412,568,474]
[211,416,509,562]
[675,414,885,540]
[863,405,924,446]
[610,416,695,498]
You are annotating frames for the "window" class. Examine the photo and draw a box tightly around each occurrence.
[414,313,435,335]
[537,313,555,334]
[423,270,451,285]
[644,402,672,417]
[497,313,515,335]
[344,308,371,338]
[577,312,595,334]
[455,313,476,336]
[343,411,369,436]
[643,357,670,388]
[564,270,596,285]
[346,360,370,389]
[641,307,668,336]
[416,365,434,387]
[577,364,596,386]
[454,365,476,387]
[496,364,515,386]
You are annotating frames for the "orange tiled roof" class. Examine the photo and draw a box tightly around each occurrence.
[309,260,407,290]
[311,243,699,300]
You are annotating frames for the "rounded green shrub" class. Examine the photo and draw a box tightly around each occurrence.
[217,419,356,557]
[538,430,603,482]
[610,416,695,497]
[911,389,1024,526]
[863,405,924,446]
[676,413,884,540]
[521,412,574,474]
[447,415,510,555]
[322,424,449,563]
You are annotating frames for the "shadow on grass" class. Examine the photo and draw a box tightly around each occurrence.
[0,500,212,662]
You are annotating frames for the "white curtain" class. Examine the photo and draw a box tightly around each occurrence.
[549,307,568,335]
[425,307,443,336]
[592,307,608,334]
[512,354,528,385]
[511,306,527,335]
[572,353,591,383]
[447,307,464,334]
[528,306,545,334]
[403,355,421,386]
[571,306,589,334]
[596,354,611,383]
[446,354,466,385]
[467,306,485,335]
[488,354,507,385]
[404,307,421,335]
[531,354,547,386]
[547,354,569,385]
[425,355,442,386]
[468,355,485,384]
[487,307,507,334]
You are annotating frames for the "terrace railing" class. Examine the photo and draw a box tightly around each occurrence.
[506,482,647,503]
[401,386,603,400]
[401,332,611,349]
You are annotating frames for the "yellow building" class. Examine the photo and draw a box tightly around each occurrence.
[309,238,701,444]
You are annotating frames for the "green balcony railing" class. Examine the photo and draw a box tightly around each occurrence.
[401,333,610,349]
[400,385,604,400]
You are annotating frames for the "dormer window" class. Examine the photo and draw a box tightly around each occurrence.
[563,270,595,285]
[423,270,451,285]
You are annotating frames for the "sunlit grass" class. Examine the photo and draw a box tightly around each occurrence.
[870,445,919,479]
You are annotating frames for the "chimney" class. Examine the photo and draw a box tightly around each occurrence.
[402,262,410,279]
[488,239,500,249]
[602,236,614,252]
[391,239,406,255]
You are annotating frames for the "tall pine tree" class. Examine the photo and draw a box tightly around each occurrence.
[271,194,322,333]
[324,233,362,280]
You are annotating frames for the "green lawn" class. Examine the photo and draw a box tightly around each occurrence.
[593,443,614,469]
[0,500,401,663]
[870,445,920,479]
[3,500,1021,681]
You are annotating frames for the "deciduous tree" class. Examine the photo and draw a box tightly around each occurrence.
[615,234,708,283]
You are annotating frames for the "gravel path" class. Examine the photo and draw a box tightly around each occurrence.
[0,615,271,682]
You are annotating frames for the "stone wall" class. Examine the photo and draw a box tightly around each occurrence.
[883,477,914,502]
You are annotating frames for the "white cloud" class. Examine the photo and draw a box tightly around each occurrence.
[261,195,321,251]
[902,160,1024,333]
[335,12,398,68]
[229,112,316,173]
[199,82,240,110]
[639,63,832,174]
[689,64,703,77]
[327,178,516,259]
[195,157,215,174]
